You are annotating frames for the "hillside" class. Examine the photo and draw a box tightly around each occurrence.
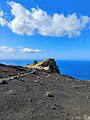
[0,59,90,120]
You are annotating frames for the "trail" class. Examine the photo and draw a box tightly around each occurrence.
[0,72,30,82]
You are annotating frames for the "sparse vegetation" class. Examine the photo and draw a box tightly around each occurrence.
[0,80,8,85]
[27,63,30,66]
[84,115,90,120]
[45,91,54,97]
[33,60,38,65]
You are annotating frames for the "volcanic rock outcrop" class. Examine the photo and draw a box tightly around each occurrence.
[27,58,60,73]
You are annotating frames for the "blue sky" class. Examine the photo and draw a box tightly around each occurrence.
[0,0,90,60]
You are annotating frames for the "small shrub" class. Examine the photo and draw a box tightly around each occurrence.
[84,115,90,120]
[33,60,38,65]
[27,63,30,66]
[45,92,54,97]
[0,80,8,85]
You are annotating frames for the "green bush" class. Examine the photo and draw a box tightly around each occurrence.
[27,63,30,66]
[33,60,38,65]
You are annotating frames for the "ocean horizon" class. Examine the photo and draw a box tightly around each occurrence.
[0,59,90,80]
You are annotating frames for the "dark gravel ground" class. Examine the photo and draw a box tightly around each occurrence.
[0,63,31,78]
[0,65,90,120]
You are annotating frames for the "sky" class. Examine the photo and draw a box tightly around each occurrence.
[0,0,90,60]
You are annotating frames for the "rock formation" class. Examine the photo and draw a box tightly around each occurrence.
[27,58,60,73]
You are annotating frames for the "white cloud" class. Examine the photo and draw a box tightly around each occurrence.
[0,1,89,37]
[0,46,16,52]
[19,48,42,53]
[7,1,90,38]
[0,10,7,26]
[0,46,42,53]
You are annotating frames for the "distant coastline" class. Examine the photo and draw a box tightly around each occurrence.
[0,59,90,80]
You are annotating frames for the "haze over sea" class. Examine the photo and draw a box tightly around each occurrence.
[0,59,90,80]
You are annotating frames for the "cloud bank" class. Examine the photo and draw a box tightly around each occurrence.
[0,46,16,52]
[0,1,90,37]
[0,46,42,53]
[19,48,42,53]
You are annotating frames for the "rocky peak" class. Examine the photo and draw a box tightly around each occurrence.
[27,58,60,74]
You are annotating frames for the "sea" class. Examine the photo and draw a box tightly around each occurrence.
[0,59,90,80]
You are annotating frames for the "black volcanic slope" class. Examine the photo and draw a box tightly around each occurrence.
[0,64,90,120]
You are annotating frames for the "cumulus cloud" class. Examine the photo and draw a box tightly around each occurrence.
[19,48,42,53]
[7,1,90,38]
[0,46,16,52]
[0,10,7,26]
[0,1,90,37]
